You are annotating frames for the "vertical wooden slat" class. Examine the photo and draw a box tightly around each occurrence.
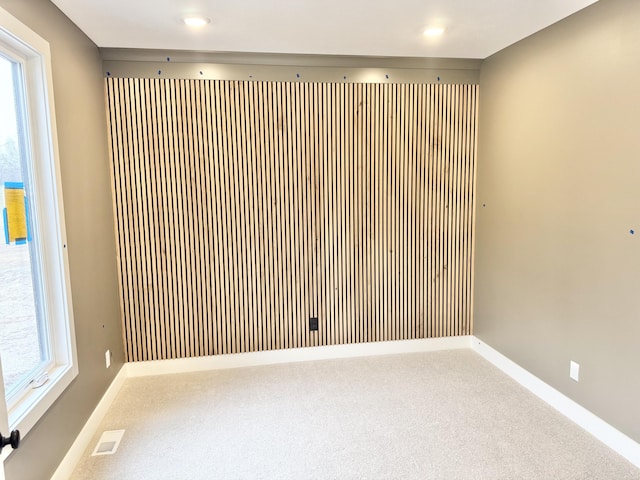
[416,83,425,338]
[105,79,128,359]
[247,81,261,351]
[341,83,351,346]
[469,85,479,335]
[212,81,228,354]
[204,80,219,355]
[153,79,164,359]
[381,83,390,343]
[113,79,129,359]
[437,83,446,338]
[121,78,141,359]
[340,83,351,344]
[282,82,292,349]
[288,82,299,348]
[310,82,319,348]
[182,80,196,354]
[307,81,315,347]
[194,79,206,354]
[135,78,155,358]
[148,78,164,357]
[318,83,327,346]
[194,80,208,354]
[263,81,276,350]
[233,82,247,352]
[356,83,364,344]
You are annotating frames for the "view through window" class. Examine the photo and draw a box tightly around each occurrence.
[0,53,48,402]
[1,7,77,437]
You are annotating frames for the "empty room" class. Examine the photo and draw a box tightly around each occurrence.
[0,0,639,478]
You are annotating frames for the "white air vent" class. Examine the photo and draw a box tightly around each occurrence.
[91,429,125,456]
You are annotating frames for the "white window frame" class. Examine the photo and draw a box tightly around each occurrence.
[0,6,78,440]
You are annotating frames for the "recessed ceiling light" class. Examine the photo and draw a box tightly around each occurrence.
[182,16,210,27]
[423,26,445,37]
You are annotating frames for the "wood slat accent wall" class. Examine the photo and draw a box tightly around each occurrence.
[105,78,478,362]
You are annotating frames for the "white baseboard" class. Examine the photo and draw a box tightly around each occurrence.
[50,366,128,480]
[471,336,640,469]
[52,335,640,478]
[126,336,473,377]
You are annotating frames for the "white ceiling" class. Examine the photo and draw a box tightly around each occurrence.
[51,0,598,59]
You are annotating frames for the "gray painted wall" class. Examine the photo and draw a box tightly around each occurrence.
[0,1,124,479]
[475,0,640,443]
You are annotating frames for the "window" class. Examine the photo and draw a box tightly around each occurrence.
[0,7,77,439]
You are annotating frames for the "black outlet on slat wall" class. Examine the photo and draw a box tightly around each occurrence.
[309,317,318,331]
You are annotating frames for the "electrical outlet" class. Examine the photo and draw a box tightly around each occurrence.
[570,360,579,382]
[105,350,111,369]
[309,317,318,331]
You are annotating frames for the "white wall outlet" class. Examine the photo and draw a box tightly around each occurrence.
[570,360,579,382]
[105,350,111,369]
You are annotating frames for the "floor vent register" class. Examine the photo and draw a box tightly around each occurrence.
[91,429,125,456]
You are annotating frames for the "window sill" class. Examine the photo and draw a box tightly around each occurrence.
[8,363,78,442]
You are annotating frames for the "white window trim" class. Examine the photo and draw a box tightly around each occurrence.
[0,6,78,440]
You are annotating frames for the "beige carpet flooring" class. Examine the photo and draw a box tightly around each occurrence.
[70,350,640,479]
